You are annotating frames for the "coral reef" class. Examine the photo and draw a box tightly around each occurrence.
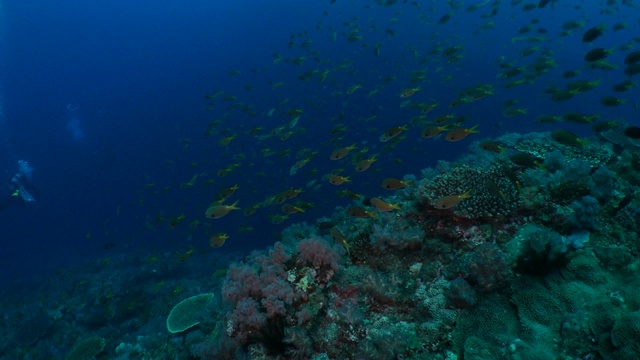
[418,164,520,219]
[167,293,216,333]
[5,131,640,360]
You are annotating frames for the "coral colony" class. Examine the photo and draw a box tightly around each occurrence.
[172,131,640,359]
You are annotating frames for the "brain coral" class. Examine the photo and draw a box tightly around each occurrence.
[514,133,613,167]
[419,164,519,219]
[167,293,215,334]
[562,251,609,285]
[511,277,565,327]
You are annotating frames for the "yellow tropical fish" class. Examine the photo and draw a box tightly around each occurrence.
[444,124,479,142]
[330,228,351,257]
[205,200,240,219]
[370,198,400,212]
[210,233,229,248]
[347,206,376,219]
[434,190,472,209]
[355,155,377,172]
[379,126,407,142]
[327,174,350,185]
[399,87,420,98]
[330,144,357,160]
[381,178,413,190]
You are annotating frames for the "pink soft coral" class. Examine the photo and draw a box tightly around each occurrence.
[296,237,341,271]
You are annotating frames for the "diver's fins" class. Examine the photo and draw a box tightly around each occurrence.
[18,185,36,202]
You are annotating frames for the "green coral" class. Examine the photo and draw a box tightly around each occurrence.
[593,245,634,270]
[462,336,498,360]
[588,301,617,336]
[166,293,215,334]
[453,293,518,355]
[65,336,105,360]
[562,250,608,285]
[510,277,565,339]
[548,181,590,205]
[611,312,640,348]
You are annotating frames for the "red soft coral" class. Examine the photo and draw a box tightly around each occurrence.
[296,237,341,271]
[229,298,267,342]
[222,263,261,302]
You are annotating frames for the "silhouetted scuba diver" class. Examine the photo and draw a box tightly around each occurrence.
[0,160,37,211]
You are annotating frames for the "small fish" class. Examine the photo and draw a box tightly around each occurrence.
[590,121,618,133]
[370,197,400,212]
[373,44,382,57]
[347,206,377,218]
[275,188,303,203]
[562,70,581,78]
[399,87,420,98]
[209,233,229,248]
[562,112,599,124]
[330,227,351,257]
[219,184,239,199]
[582,24,605,42]
[327,174,350,185]
[433,190,472,209]
[269,214,289,224]
[218,134,237,146]
[584,48,611,63]
[479,141,505,153]
[624,51,640,65]
[536,115,562,123]
[510,152,542,168]
[179,247,195,263]
[600,96,626,107]
[330,144,357,160]
[243,204,260,216]
[551,129,587,147]
[421,102,439,114]
[281,204,305,214]
[346,84,362,95]
[502,107,528,117]
[318,69,330,82]
[379,126,407,142]
[381,178,413,190]
[485,180,506,200]
[612,80,635,92]
[355,155,377,172]
[444,124,479,142]
[434,114,456,123]
[289,159,310,175]
[336,189,363,200]
[169,214,186,227]
[421,125,449,139]
[205,200,240,219]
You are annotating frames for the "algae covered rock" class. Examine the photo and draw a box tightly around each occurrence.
[167,293,215,334]
[507,224,572,275]
[65,336,105,360]
[593,245,633,270]
[611,311,640,348]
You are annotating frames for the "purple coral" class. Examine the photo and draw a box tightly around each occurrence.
[296,237,341,272]
[229,298,267,342]
[219,238,343,354]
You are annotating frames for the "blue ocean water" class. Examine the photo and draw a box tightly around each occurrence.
[1,0,640,358]
[2,0,327,282]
